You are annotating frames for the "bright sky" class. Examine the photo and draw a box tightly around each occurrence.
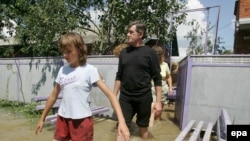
[201,0,235,49]
[177,0,235,51]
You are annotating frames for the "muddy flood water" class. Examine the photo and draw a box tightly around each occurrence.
[0,104,181,141]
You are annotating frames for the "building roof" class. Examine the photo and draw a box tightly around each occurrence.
[0,31,99,47]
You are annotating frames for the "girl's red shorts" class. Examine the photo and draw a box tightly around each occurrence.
[54,115,93,141]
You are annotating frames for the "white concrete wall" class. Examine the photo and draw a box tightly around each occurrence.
[0,58,63,103]
[0,56,118,118]
[175,55,250,130]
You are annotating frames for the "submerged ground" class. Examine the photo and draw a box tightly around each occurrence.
[0,104,181,141]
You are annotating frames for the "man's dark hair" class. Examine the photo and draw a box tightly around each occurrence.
[128,21,147,39]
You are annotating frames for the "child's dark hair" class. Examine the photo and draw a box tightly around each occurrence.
[58,32,87,65]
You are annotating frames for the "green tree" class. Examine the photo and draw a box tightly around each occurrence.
[1,0,187,56]
[94,0,187,54]
[185,20,205,55]
[0,0,16,39]
[1,0,93,57]
[184,20,233,55]
[215,36,233,54]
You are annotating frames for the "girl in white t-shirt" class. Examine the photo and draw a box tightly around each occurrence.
[35,32,130,141]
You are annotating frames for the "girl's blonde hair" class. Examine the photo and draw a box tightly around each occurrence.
[152,45,164,63]
[58,32,88,65]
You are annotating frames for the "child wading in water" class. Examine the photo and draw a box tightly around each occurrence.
[35,32,130,141]
[149,45,173,127]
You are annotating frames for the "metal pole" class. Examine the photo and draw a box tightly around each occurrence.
[176,6,220,55]
[204,7,209,55]
[213,6,221,54]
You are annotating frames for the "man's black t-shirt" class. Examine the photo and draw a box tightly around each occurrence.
[116,45,162,96]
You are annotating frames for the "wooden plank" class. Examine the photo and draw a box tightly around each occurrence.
[216,115,222,141]
[90,106,105,111]
[32,95,62,102]
[174,109,231,141]
[35,102,61,111]
[189,121,204,141]
[167,93,176,100]
[50,118,57,124]
[175,120,195,141]
[202,122,214,141]
[32,96,49,102]
[92,107,109,115]
[222,108,231,126]
[45,114,57,121]
[217,109,232,141]
[32,95,92,106]
[220,109,231,140]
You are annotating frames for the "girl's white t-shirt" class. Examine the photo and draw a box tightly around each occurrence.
[55,63,99,119]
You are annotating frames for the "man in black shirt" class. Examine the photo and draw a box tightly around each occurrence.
[114,21,162,139]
